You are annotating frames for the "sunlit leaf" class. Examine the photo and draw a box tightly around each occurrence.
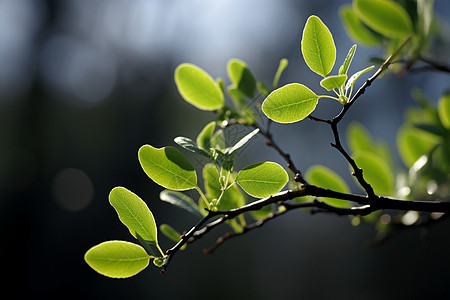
[306,165,351,208]
[301,15,336,77]
[159,190,202,217]
[353,0,413,38]
[320,75,347,91]
[85,241,151,278]
[175,63,224,111]
[397,125,439,168]
[339,5,383,46]
[345,66,374,95]
[438,93,450,129]
[262,83,319,123]
[109,187,158,243]
[339,44,357,75]
[196,121,216,151]
[174,136,210,158]
[139,145,197,191]
[273,58,289,88]
[236,162,288,198]
[227,58,256,98]
[227,128,259,155]
[353,151,394,196]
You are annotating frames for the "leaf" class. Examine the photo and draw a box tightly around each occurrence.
[159,190,202,217]
[257,82,270,97]
[236,162,288,198]
[353,0,413,39]
[159,224,187,250]
[109,187,158,243]
[138,145,197,191]
[227,58,256,98]
[305,165,351,208]
[397,125,439,168]
[262,83,319,123]
[273,58,289,88]
[346,121,373,155]
[438,93,450,129]
[353,151,394,196]
[203,164,245,211]
[85,241,151,278]
[196,121,216,150]
[227,128,259,155]
[301,15,336,77]
[227,86,257,124]
[320,75,347,91]
[345,66,374,95]
[339,44,357,75]
[339,5,383,47]
[174,136,210,158]
[174,63,224,111]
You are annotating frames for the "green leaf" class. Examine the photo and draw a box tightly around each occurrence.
[109,187,158,243]
[227,58,256,98]
[353,151,394,196]
[159,190,202,217]
[320,75,347,91]
[196,121,216,150]
[438,93,450,129]
[159,224,187,250]
[305,165,351,208]
[174,63,224,111]
[262,83,319,123]
[347,121,373,155]
[227,86,257,124]
[174,136,210,158]
[249,204,273,220]
[345,66,374,95]
[236,162,288,198]
[203,164,245,210]
[257,82,270,97]
[227,128,259,155]
[301,15,336,77]
[339,44,357,75]
[139,145,197,191]
[339,5,383,47]
[273,58,289,88]
[85,241,151,278]
[397,125,439,168]
[353,0,413,39]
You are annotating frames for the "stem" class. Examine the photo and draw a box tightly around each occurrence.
[196,187,210,210]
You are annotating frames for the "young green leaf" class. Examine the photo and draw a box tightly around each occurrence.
[236,162,288,198]
[138,145,197,191]
[346,121,373,155]
[227,128,259,155]
[262,83,319,123]
[109,187,158,243]
[174,136,210,158]
[301,15,336,77]
[353,152,394,196]
[339,44,357,75]
[320,75,347,91]
[345,66,374,95]
[273,58,289,88]
[305,165,351,208]
[85,241,151,278]
[438,93,450,129]
[353,0,413,39]
[397,125,439,168]
[160,224,187,250]
[174,63,224,111]
[227,58,256,98]
[339,5,383,47]
[159,190,202,217]
[196,121,216,150]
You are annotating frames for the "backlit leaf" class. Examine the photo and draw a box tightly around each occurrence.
[262,83,319,123]
[227,128,259,155]
[353,0,413,38]
[339,44,357,75]
[301,15,336,77]
[339,5,383,46]
[227,58,256,98]
[236,162,288,198]
[85,241,151,278]
[273,58,289,88]
[397,125,439,168]
[159,190,202,217]
[320,75,347,91]
[196,121,216,150]
[109,187,158,243]
[438,93,450,129]
[353,151,394,196]
[345,66,374,95]
[174,136,210,158]
[306,165,351,208]
[139,145,197,191]
[175,63,224,111]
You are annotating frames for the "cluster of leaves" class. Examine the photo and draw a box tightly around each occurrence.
[85,0,449,279]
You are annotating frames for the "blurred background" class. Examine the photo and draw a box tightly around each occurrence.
[1,0,449,299]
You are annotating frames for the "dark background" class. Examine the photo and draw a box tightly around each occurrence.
[1,0,450,299]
